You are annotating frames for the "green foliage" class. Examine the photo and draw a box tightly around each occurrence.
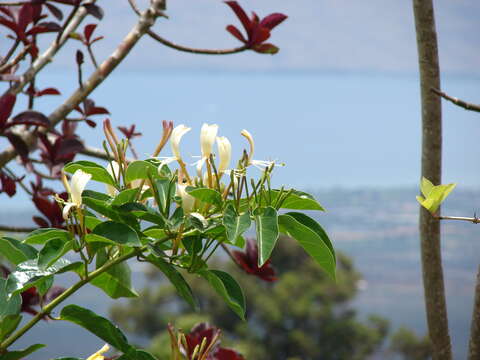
[254,206,279,266]
[390,327,432,360]
[416,177,456,213]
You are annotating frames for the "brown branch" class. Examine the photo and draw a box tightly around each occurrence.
[0,0,166,169]
[468,266,480,360]
[437,215,480,224]
[0,1,29,5]
[0,225,37,233]
[431,88,480,113]
[413,0,453,358]
[0,40,19,67]
[128,0,247,55]
[80,146,111,161]
[0,44,31,73]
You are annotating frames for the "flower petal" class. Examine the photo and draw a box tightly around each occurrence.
[171,124,191,161]
[70,169,91,206]
[226,24,247,43]
[259,13,288,30]
[224,1,252,37]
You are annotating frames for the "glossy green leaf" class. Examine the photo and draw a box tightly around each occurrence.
[112,189,139,206]
[147,255,196,309]
[0,344,45,360]
[35,275,54,296]
[64,160,115,186]
[60,304,133,353]
[92,221,141,247]
[82,196,119,221]
[223,204,251,245]
[23,228,71,245]
[84,233,116,245]
[154,179,175,214]
[37,238,72,270]
[0,279,21,319]
[0,237,37,265]
[186,187,222,206]
[117,349,157,360]
[271,189,324,211]
[85,215,102,230]
[0,314,22,341]
[286,212,335,263]
[278,214,336,280]
[254,206,279,267]
[125,160,158,183]
[116,203,166,226]
[6,258,72,296]
[199,269,245,320]
[82,190,112,202]
[90,249,138,299]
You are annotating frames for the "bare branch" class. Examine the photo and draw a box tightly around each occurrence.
[431,88,480,113]
[0,224,37,233]
[436,215,480,224]
[468,266,480,360]
[128,0,247,55]
[0,44,31,73]
[80,146,111,161]
[0,0,167,169]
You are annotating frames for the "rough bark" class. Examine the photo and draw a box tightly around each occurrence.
[468,266,480,360]
[412,0,452,359]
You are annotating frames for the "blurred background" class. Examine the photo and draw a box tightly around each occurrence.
[1,0,480,359]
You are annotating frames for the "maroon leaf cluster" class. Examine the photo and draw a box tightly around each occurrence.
[1,265,65,318]
[225,1,287,54]
[76,23,104,46]
[31,178,67,228]
[74,98,110,128]
[232,238,277,282]
[118,124,142,141]
[0,170,21,197]
[183,323,245,360]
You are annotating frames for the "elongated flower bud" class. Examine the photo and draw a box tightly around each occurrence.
[200,123,218,158]
[176,183,195,214]
[216,136,231,174]
[105,161,120,197]
[241,129,254,165]
[171,124,191,161]
[62,169,91,219]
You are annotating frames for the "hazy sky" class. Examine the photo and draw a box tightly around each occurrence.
[49,0,480,74]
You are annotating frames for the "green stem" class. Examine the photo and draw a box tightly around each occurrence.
[0,246,146,351]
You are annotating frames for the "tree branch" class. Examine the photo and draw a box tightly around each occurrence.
[0,225,37,233]
[0,0,166,169]
[436,215,480,224]
[413,0,453,358]
[128,0,247,55]
[468,266,480,360]
[431,88,480,113]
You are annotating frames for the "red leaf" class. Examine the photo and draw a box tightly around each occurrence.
[253,42,279,54]
[26,22,61,36]
[232,238,277,282]
[36,87,61,97]
[85,119,96,128]
[87,106,110,116]
[57,137,84,157]
[89,35,104,44]
[33,216,49,228]
[214,348,245,360]
[76,49,84,65]
[260,13,287,30]
[84,3,104,20]
[0,7,14,19]
[0,93,16,129]
[84,23,96,43]
[45,3,63,21]
[0,172,16,197]
[10,110,50,127]
[224,1,252,37]
[250,25,270,46]
[0,16,18,34]
[18,3,33,33]
[5,132,30,161]
[225,25,246,44]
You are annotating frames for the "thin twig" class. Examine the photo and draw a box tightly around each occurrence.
[431,88,480,113]
[0,40,19,67]
[0,225,37,233]
[0,44,31,73]
[128,0,247,55]
[436,215,480,224]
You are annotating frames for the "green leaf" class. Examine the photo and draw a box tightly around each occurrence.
[0,237,37,265]
[125,160,158,183]
[112,189,140,206]
[35,275,54,296]
[271,189,324,211]
[117,350,158,360]
[278,214,336,280]
[416,177,457,213]
[254,206,279,267]
[286,212,335,263]
[60,304,133,353]
[223,204,251,245]
[199,269,245,320]
[92,221,141,247]
[6,258,72,296]
[82,196,119,221]
[85,215,102,230]
[23,228,71,245]
[0,344,45,360]
[37,238,72,270]
[186,187,222,206]
[0,279,21,319]
[82,190,112,202]
[147,255,196,309]
[154,179,175,215]
[0,314,22,341]
[116,203,166,226]
[89,249,138,299]
[64,160,115,186]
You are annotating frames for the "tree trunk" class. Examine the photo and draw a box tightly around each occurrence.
[412,1,452,359]
[468,266,480,360]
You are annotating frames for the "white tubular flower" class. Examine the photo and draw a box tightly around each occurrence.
[86,344,110,360]
[105,161,119,197]
[241,129,254,164]
[176,183,195,214]
[197,123,218,175]
[62,169,92,220]
[171,124,191,161]
[216,136,231,174]
[157,124,191,173]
